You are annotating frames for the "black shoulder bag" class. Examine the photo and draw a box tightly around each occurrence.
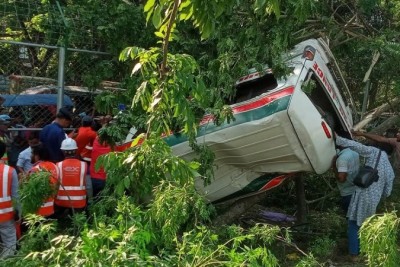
[353,150,381,188]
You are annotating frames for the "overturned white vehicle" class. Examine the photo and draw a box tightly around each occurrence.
[127,38,355,203]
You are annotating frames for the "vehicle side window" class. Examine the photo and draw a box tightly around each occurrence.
[302,71,339,130]
[227,73,278,105]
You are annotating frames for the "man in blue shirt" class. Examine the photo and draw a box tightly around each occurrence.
[333,147,360,212]
[40,107,72,162]
[332,146,360,262]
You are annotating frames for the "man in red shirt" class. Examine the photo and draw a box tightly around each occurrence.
[74,116,97,165]
[90,137,111,198]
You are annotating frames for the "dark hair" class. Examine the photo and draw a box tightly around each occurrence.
[91,120,102,132]
[31,144,51,161]
[28,131,40,140]
[63,150,76,157]
[82,120,93,127]
[56,107,73,121]
[0,141,5,158]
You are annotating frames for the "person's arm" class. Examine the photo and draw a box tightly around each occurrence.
[336,135,375,158]
[335,154,348,183]
[16,151,26,174]
[352,131,389,143]
[11,169,21,221]
[335,172,347,183]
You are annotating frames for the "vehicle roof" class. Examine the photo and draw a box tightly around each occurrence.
[0,94,73,107]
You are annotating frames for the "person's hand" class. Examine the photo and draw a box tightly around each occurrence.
[14,211,21,223]
[18,172,26,182]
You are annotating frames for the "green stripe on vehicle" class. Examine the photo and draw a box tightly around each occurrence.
[165,95,291,147]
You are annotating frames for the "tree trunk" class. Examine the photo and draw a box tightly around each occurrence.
[295,175,307,224]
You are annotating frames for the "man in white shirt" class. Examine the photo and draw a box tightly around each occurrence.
[16,132,40,175]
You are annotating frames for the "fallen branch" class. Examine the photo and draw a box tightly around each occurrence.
[354,98,400,130]
[369,115,400,134]
[306,190,336,205]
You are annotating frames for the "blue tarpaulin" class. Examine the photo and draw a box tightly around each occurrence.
[0,94,73,107]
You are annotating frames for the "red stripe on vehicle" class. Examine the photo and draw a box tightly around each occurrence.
[234,86,294,113]
[258,173,294,191]
[200,86,294,125]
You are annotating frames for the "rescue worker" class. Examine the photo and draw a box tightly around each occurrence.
[0,141,20,258]
[90,136,111,198]
[55,138,91,213]
[74,115,97,166]
[29,144,59,217]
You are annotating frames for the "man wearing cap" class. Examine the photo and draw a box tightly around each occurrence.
[40,107,73,162]
[55,138,89,214]
[74,115,97,166]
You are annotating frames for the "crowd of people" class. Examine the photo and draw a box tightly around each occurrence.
[0,107,112,258]
[332,131,398,262]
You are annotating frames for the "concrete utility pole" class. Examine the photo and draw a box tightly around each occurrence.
[57,46,66,111]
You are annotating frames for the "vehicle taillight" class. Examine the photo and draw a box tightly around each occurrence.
[321,121,332,138]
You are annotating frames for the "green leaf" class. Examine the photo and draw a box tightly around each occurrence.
[152,5,162,29]
[154,31,165,38]
[188,161,201,170]
[144,0,155,12]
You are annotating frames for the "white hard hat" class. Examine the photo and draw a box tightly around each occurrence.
[61,138,78,150]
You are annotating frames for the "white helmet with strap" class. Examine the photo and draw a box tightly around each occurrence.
[61,138,78,150]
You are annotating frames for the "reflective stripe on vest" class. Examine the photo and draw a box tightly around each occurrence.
[37,200,54,217]
[0,164,14,222]
[55,159,87,208]
[41,201,53,208]
[0,207,14,214]
[56,196,86,201]
[59,186,87,191]
[81,145,93,162]
[0,196,11,202]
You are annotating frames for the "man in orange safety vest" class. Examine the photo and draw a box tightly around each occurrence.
[29,144,59,217]
[0,140,20,258]
[55,138,89,213]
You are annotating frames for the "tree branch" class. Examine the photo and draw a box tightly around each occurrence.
[161,0,180,79]
[354,98,400,130]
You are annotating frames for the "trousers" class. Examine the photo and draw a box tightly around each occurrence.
[0,220,17,258]
[348,220,360,255]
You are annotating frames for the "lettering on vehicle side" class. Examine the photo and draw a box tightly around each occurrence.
[64,166,79,172]
[237,72,260,84]
[312,62,351,129]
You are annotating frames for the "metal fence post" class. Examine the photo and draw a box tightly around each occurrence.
[57,46,66,111]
